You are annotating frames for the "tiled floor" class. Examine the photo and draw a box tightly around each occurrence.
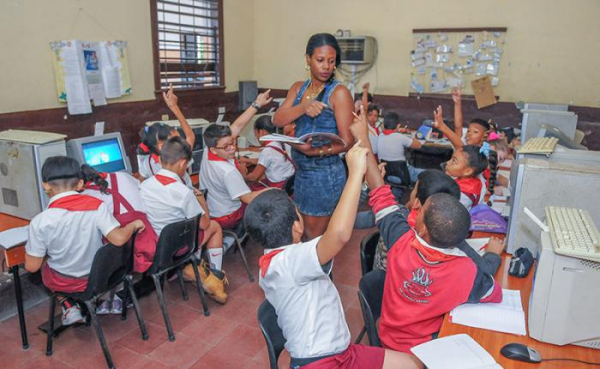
[0,228,373,369]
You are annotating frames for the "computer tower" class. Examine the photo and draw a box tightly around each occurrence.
[506,147,600,255]
[0,140,67,219]
[529,232,600,348]
[239,81,258,111]
[520,109,577,143]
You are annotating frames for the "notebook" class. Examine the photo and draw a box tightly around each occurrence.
[411,334,501,369]
[450,289,527,336]
[260,132,345,146]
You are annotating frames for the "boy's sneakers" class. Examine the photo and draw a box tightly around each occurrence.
[182,260,229,304]
[95,295,123,315]
[60,297,85,326]
[96,300,111,315]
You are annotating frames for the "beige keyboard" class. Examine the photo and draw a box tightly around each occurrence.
[518,137,559,154]
[546,206,600,262]
[0,129,67,144]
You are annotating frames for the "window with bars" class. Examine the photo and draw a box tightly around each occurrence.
[151,0,223,91]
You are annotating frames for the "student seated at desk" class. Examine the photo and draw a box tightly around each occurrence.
[377,111,422,184]
[137,86,195,188]
[350,107,502,354]
[442,145,489,210]
[140,137,228,303]
[239,115,295,190]
[245,144,421,369]
[24,157,144,325]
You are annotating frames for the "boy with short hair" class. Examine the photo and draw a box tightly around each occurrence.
[245,144,421,369]
[377,112,423,183]
[140,137,228,303]
[351,106,503,353]
[25,156,145,325]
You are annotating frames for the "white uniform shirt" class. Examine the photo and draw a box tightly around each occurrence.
[26,191,120,277]
[258,142,295,183]
[377,132,414,161]
[82,172,146,215]
[259,237,350,359]
[368,125,380,154]
[140,169,203,236]
[198,150,251,218]
[137,154,193,189]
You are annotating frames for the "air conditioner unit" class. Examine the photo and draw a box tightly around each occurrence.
[336,36,376,65]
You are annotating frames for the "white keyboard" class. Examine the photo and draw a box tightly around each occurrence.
[518,137,559,154]
[546,206,600,262]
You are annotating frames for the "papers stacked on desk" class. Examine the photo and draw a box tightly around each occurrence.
[411,334,501,369]
[0,226,29,249]
[450,289,527,336]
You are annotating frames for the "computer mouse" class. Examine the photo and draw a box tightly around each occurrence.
[500,343,542,363]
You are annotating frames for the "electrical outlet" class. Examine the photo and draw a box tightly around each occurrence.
[161,114,169,121]
[218,107,226,114]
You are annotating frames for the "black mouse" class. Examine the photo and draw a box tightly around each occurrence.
[501,343,542,363]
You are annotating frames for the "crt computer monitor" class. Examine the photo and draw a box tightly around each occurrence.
[66,132,132,174]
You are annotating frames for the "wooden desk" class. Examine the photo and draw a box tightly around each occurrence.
[0,213,30,349]
[439,250,600,367]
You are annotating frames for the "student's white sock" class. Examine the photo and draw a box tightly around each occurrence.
[207,247,223,270]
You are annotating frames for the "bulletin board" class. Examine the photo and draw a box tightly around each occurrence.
[409,28,507,96]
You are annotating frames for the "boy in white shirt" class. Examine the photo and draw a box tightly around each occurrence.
[25,156,145,325]
[239,115,295,190]
[245,143,421,369]
[366,104,381,155]
[140,137,228,303]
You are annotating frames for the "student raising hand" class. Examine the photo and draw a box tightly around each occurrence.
[162,84,179,110]
[345,141,369,177]
[350,106,370,149]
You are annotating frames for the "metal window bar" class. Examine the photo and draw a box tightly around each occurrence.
[156,0,221,89]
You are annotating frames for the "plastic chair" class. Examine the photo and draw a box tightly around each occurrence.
[381,159,412,188]
[257,300,286,369]
[355,230,380,344]
[357,269,386,347]
[223,220,254,282]
[45,234,148,369]
[146,215,209,341]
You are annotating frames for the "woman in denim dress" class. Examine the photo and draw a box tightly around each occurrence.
[273,33,354,239]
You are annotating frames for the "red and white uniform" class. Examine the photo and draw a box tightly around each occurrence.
[377,130,413,162]
[258,141,295,185]
[82,172,146,214]
[369,185,502,353]
[455,175,486,210]
[140,169,204,236]
[368,125,380,155]
[137,153,193,189]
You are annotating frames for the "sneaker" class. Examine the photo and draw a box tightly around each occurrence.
[95,300,111,315]
[61,303,85,326]
[110,295,123,314]
[202,269,229,304]
[182,260,210,283]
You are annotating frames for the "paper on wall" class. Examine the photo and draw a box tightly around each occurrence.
[81,41,107,106]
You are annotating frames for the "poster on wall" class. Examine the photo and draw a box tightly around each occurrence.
[50,40,132,115]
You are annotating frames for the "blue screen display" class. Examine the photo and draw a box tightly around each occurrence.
[81,138,125,173]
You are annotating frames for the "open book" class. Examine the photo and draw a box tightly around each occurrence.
[259,133,346,146]
[411,334,501,369]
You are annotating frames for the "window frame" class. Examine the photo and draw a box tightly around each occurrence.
[150,0,225,95]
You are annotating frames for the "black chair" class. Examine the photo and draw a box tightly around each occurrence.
[283,173,295,197]
[146,215,209,341]
[355,230,380,344]
[381,159,412,189]
[46,234,148,369]
[357,269,386,347]
[257,300,286,369]
[223,220,254,282]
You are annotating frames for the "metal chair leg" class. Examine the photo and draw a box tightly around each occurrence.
[152,274,176,341]
[46,295,56,356]
[189,258,210,317]
[234,236,254,282]
[121,281,129,321]
[84,300,114,369]
[126,276,148,341]
[355,326,366,344]
[176,268,189,301]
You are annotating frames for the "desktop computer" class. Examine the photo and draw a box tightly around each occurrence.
[0,130,67,220]
[520,109,577,144]
[506,146,600,255]
[529,232,600,349]
[66,132,132,174]
[537,124,587,150]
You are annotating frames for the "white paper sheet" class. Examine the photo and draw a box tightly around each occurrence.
[450,289,527,336]
[466,238,490,255]
[411,334,501,369]
[0,226,29,249]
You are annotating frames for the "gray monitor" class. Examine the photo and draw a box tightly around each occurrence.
[537,123,587,150]
[66,132,132,174]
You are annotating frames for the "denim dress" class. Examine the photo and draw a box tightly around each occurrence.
[292,79,347,216]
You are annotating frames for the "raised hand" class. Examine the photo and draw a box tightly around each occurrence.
[433,105,444,129]
[162,84,179,111]
[362,82,370,91]
[350,105,369,145]
[345,141,369,177]
[255,89,273,108]
[452,88,462,105]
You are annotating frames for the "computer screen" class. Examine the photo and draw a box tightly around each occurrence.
[81,138,125,173]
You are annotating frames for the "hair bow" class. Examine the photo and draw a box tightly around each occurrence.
[144,126,149,133]
[480,142,491,157]
[488,131,500,141]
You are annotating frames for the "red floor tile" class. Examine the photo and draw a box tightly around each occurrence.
[210,323,266,358]
[148,331,213,368]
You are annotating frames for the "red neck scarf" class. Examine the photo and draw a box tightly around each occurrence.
[259,249,285,278]
[155,174,177,186]
[208,150,228,162]
[382,129,397,135]
[48,194,103,211]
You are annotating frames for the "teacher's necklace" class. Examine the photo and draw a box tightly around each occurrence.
[305,80,325,101]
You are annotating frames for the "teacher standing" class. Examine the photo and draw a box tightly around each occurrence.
[273,33,354,240]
